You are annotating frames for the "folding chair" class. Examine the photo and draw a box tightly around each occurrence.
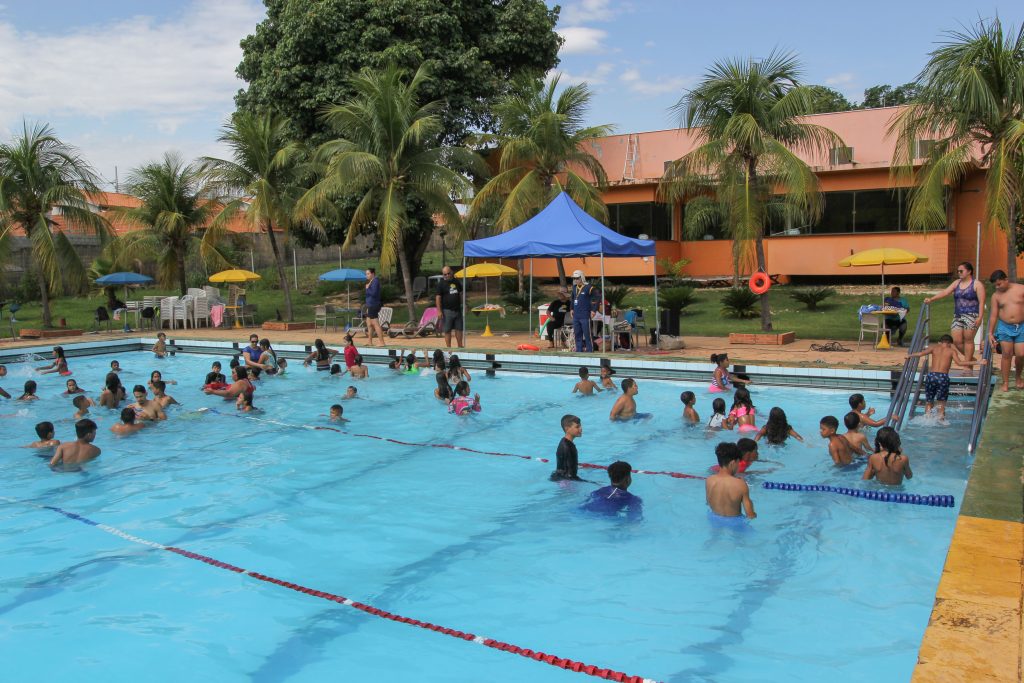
[315,304,340,332]
[91,306,112,333]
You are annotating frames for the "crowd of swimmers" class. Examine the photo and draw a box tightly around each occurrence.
[6,338,927,521]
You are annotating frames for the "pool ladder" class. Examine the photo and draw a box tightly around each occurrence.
[967,340,995,453]
[885,303,930,428]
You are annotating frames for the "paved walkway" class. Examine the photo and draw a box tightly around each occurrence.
[1,326,917,370]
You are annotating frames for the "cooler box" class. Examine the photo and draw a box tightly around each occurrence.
[538,304,551,339]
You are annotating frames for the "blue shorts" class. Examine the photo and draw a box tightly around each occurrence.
[707,510,751,530]
[995,320,1024,344]
[925,371,950,402]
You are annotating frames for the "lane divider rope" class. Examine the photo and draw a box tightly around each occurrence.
[1,496,658,683]
[762,482,955,507]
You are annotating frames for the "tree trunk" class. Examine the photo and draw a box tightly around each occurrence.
[555,257,567,288]
[397,240,417,322]
[1007,204,1019,283]
[36,267,53,328]
[731,240,741,287]
[265,222,293,321]
[177,248,187,296]
[754,233,772,332]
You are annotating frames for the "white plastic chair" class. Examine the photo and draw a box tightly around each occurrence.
[193,296,211,328]
[159,297,177,329]
[173,296,192,330]
[858,312,883,349]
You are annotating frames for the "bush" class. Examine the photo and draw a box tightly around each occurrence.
[659,286,696,315]
[380,283,401,304]
[500,277,541,311]
[721,287,760,318]
[603,284,633,309]
[789,287,836,311]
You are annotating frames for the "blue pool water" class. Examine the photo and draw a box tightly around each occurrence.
[0,351,973,682]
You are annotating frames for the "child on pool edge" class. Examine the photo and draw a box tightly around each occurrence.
[709,353,751,393]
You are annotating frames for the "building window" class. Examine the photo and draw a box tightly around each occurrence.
[607,202,672,241]
[803,189,946,234]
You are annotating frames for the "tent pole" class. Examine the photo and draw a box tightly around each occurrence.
[652,253,659,346]
[529,257,534,338]
[462,256,467,349]
[600,252,606,352]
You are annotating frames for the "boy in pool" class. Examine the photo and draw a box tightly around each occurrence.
[0,364,9,399]
[110,360,122,373]
[705,442,756,519]
[236,391,256,412]
[328,404,349,423]
[111,408,146,435]
[153,332,167,358]
[26,421,60,449]
[599,366,617,391]
[349,355,369,379]
[820,415,854,466]
[18,380,39,401]
[50,419,101,468]
[572,366,601,395]
[906,333,985,421]
[72,394,94,419]
[710,437,759,474]
[609,378,640,421]
[842,412,871,456]
[151,380,179,408]
[205,361,226,386]
[848,393,885,428]
[551,414,584,481]
[63,379,85,396]
[343,386,358,400]
[680,391,699,424]
[580,460,643,520]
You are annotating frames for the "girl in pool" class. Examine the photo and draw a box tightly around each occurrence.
[707,397,729,430]
[728,387,758,433]
[448,381,481,415]
[709,353,750,393]
[447,355,471,383]
[99,373,125,409]
[304,339,338,371]
[236,390,257,412]
[148,370,177,392]
[434,371,453,402]
[17,380,39,401]
[37,346,69,375]
[63,378,85,396]
[755,406,804,445]
[862,427,913,485]
[253,339,286,375]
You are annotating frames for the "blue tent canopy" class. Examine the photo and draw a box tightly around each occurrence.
[463,192,655,258]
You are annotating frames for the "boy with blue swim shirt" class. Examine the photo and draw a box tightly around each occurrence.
[580,460,643,520]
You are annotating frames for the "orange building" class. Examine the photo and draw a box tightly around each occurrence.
[528,106,1023,281]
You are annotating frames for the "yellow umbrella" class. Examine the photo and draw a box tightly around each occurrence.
[839,248,928,349]
[454,262,518,337]
[209,269,262,283]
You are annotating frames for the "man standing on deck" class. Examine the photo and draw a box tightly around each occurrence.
[987,270,1024,391]
[570,270,598,352]
[436,266,463,349]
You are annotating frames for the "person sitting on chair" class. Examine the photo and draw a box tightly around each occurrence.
[883,286,909,347]
[545,289,570,348]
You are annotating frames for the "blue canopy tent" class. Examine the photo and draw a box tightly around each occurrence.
[462,192,658,344]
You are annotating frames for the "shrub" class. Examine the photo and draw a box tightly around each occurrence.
[500,277,541,311]
[721,287,760,318]
[603,284,633,309]
[789,287,836,311]
[380,283,400,304]
[660,286,696,315]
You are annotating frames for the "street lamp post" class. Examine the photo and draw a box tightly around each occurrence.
[439,228,447,267]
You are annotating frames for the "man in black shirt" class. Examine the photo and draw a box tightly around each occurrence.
[435,265,463,348]
[551,413,584,481]
[545,289,570,347]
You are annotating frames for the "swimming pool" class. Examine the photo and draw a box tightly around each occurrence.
[0,350,972,681]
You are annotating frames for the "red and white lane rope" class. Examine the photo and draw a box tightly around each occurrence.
[1,496,659,683]
[217,410,707,481]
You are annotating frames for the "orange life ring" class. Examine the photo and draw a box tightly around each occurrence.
[749,272,771,295]
[516,343,540,352]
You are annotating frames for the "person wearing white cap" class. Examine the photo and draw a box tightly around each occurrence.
[570,270,598,352]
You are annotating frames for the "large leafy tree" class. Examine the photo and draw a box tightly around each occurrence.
[296,63,484,320]
[0,123,109,327]
[108,153,230,295]
[891,18,1024,281]
[204,112,305,321]
[468,75,614,287]
[805,85,854,113]
[659,52,842,331]
[234,0,561,275]
[859,82,920,109]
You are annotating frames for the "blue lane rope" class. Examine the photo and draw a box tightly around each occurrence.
[762,482,955,508]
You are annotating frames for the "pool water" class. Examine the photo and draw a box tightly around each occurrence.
[0,351,973,682]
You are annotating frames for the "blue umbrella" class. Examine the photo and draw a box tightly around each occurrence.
[95,272,154,286]
[318,268,366,309]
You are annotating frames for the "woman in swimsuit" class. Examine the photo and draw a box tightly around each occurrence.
[304,339,338,371]
[709,353,750,392]
[925,261,985,367]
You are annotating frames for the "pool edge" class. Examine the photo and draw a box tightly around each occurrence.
[912,391,1024,683]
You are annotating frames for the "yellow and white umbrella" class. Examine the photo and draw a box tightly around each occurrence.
[210,269,262,283]
[454,262,518,337]
[839,248,928,348]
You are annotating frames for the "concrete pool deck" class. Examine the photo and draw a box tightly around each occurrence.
[912,391,1024,683]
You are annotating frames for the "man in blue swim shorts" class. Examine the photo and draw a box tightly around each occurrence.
[986,270,1024,392]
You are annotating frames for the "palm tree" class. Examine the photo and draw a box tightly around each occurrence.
[0,122,109,327]
[469,75,614,286]
[108,153,230,295]
[890,18,1024,281]
[297,63,484,321]
[659,52,842,331]
[204,112,304,320]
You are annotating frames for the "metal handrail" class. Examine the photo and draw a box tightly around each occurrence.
[967,339,995,453]
[885,303,930,427]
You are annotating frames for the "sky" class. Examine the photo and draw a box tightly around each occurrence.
[0,0,1019,191]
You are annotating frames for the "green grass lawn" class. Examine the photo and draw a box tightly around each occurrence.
[2,274,957,343]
